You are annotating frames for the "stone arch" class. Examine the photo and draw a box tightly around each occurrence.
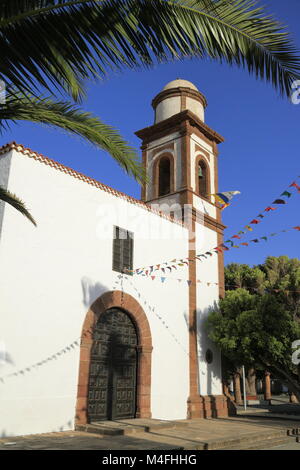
[195,154,211,201]
[75,290,152,424]
[152,152,175,199]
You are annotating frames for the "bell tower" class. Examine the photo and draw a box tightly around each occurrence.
[136,79,224,215]
[136,80,229,419]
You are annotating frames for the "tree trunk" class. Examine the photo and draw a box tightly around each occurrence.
[246,367,257,398]
[289,392,299,403]
[264,371,272,401]
[233,371,243,405]
[268,364,300,403]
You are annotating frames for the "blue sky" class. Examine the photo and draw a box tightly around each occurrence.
[3,0,300,267]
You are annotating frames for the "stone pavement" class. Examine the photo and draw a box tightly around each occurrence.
[1,416,300,450]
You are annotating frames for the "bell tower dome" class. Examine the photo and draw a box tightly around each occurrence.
[135,79,224,216]
[153,79,207,124]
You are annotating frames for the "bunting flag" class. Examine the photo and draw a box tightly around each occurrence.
[281,191,292,198]
[126,271,300,294]
[272,199,286,205]
[132,224,300,276]
[211,190,241,210]
[131,176,299,275]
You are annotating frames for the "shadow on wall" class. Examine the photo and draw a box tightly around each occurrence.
[0,277,110,386]
[0,350,14,368]
[196,301,220,396]
[81,276,108,308]
[0,278,110,385]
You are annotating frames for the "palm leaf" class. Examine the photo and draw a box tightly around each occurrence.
[0,0,299,99]
[0,92,145,183]
[0,185,36,225]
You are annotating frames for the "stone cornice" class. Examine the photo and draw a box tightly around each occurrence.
[152,87,208,110]
[135,110,224,145]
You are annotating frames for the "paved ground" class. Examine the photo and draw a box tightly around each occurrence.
[266,440,300,451]
[240,394,300,416]
[1,416,300,450]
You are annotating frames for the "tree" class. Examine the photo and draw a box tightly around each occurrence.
[260,256,300,321]
[206,278,300,401]
[1,0,300,223]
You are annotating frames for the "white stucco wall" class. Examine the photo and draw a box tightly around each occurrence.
[155,96,204,124]
[186,97,204,122]
[155,97,181,123]
[195,223,222,396]
[0,149,190,436]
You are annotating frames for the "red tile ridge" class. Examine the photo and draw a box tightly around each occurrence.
[0,141,185,226]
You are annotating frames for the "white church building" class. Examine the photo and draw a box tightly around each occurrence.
[0,79,230,437]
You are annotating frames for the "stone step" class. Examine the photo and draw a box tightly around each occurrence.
[238,412,300,422]
[204,430,288,450]
[221,436,293,451]
[75,419,189,437]
[76,420,297,451]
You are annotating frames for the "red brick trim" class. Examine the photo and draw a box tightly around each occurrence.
[75,290,152,424]
[151,143,175,158]
[0,141,183,227]
[198,395,231,418]
[135,110,224,145]
[195,145,210,161]
[152,87,207,110]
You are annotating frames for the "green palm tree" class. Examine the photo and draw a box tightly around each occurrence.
[1,0,300,224]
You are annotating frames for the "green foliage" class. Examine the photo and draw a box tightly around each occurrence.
[0,92,145,184]
[225,263,265,294]
[226,257,300,318]
[0,185,36,225]
[1,1,300,222]
[1,1,300,99]
[207,257,300,398]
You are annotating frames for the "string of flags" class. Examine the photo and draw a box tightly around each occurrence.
[225,177,300,241]
[126,224,300,277]
[129,271,300,293]
[0,339,80,383]
[127,177,300,276]
[211,191,241,210]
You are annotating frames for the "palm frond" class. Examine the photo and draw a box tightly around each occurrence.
[0,92,145,183]
[0,185,36,225]
[0,0,299,99]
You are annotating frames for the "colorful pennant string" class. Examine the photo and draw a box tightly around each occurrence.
[126,223,300,276]
[126,272,300,293]
[127,176,299,276]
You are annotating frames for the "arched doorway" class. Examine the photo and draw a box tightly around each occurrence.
[76,290,152,425]
[88,308,138,421]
